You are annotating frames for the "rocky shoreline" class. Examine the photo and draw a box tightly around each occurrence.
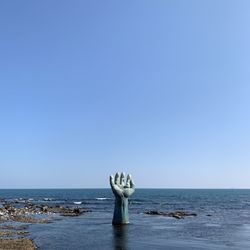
[0,201,91,222]
[0,199,91,249]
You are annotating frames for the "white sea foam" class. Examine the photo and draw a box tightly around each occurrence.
[73,201,82,205]
[44,198,53,201]
[96,197,109,200]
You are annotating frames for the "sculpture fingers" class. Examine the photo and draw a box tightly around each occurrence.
[130,178,135,190]
[126,174,132,188]
[120,172,125,186]
[110,173,124,197]
[109,175,115,189]
[115,172,120,185]
[124,174,135,197]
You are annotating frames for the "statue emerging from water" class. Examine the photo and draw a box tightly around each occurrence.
[110,172,135,225]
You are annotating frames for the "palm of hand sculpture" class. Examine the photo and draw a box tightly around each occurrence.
[110,172,135,225]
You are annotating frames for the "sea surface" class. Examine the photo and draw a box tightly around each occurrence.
[0,189,250,250]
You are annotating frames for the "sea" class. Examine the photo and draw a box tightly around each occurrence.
[0,189,250,250]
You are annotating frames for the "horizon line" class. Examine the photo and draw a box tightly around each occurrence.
[0,187,250,190]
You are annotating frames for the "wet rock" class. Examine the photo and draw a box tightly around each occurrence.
[41,205,49,213]
[0,223,30,238]
[0,231,16,237]
[0,230,29,237]
[0,238,37,250]
[4,204,15,214]
[145,210,164,215]
[0,199,91,224]
[40,205,91,216]
[145,210,197,219]
[61,207,91,216]
[0,225,28,230]
[10,215,50,224]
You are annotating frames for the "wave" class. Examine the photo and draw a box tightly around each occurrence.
[96,198,110,201]
[129,201,142,204]
[73,201,82,205]
[14,198,25,203]
[43,198,53,201]
[242,201,250,204]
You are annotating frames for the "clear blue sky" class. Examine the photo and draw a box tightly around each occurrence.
[0,1,250,188]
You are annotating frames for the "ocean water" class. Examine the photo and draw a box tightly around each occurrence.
[0,189,250,250]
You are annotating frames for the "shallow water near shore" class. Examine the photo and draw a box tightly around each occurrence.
[0,189,250,250]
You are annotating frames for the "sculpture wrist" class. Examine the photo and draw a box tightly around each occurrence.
[112,196,129,225]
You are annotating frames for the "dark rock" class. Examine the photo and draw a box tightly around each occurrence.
[0,225,28,230]
[60,208,91,217]
[145,210,164,216]
[145,210,197,219]
[41,205,49,212]
[10,215,50,224]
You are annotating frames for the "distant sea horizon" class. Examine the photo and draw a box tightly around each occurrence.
[1,187,250,190]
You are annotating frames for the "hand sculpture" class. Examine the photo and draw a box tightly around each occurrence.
[110,172,135,225]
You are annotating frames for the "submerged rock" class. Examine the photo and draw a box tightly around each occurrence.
[10,215,50,224]
[0,225,28,230]
[41,205,91,216]
[145,210,197,219]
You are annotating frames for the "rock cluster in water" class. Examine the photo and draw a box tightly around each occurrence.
[145,210,197,219]
[0,200,91,223]
[0,199,91,249]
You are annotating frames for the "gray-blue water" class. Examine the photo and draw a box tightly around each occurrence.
[0,189,250,249]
